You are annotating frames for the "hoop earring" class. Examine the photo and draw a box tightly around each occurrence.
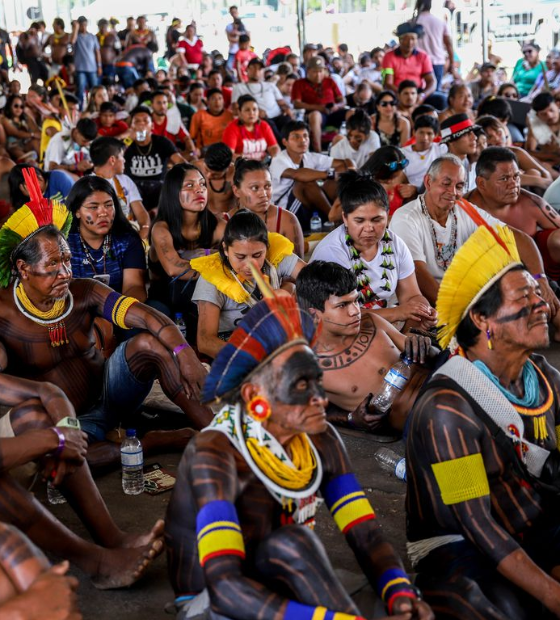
[247,395,271,422]
[486,328,493,350]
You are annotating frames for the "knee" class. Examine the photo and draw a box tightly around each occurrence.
[127,332,167,357]
[308,111,321,124]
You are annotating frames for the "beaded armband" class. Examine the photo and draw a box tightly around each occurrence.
[196,500,246,567]
[377,568,417,614]
[323,473,375,534]
[284,601,366,620]
[103,291,138,330]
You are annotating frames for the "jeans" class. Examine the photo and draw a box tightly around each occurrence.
[433,64,444,89]
[78,341,153,442]
[76,70,100,109]
[102,64,116,80]
[116,65,140,89]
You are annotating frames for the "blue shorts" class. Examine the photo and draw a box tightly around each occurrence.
[78,341,153,442]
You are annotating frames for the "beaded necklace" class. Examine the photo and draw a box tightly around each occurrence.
[13,279,73,347]
[419,194,458,271]
[345,229,394,309]
[79,233,112,276]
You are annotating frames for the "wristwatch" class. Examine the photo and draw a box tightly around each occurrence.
[326,167,336,180]
[56,417,81,430]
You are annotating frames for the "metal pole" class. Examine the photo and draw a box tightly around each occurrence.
[296,0,306,54]
[481,0,488,62]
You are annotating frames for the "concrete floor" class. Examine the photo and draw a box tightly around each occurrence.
[37,344,560,620]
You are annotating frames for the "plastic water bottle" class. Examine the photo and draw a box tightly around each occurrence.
[310,212,322,233]
[340,121,347,137]
[375,447,406,481]
[175,313,187,339]
[369,354,412,413]
[121,429,144,495]
[47,480,67,505]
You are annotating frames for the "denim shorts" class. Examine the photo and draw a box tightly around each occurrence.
[78,341,153,442]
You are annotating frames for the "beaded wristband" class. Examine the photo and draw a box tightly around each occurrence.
[387,590,418,615]
[533,273,546,280]
[51,427,65,457]
[173,342,190,357]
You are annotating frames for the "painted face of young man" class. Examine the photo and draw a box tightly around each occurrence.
[480,160,521,205]
[314,289,361,338]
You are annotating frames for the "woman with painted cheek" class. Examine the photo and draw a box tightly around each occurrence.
[66,176,147,312]
[227,158,305,258]
[222,94,280,162]
[310,169,436,330]
[191,209,306,359]
[148,163,225,345]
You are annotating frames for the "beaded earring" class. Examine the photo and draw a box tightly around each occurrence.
[486,328,493,350]
[247,395,272,422]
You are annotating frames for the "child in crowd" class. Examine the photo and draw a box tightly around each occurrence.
[95,102,129,138]
[401,115,447,189]
[330,109,380,168]
[235,34,257,83]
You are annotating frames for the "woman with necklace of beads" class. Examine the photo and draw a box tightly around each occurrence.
[148,163,225,345]
[191,210,305,359]
[310,170,436,329]
[66,175,147,304]
[226,158,305,258]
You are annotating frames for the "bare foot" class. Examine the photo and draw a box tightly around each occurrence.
[91,538,164,590]
[114,519,165,549]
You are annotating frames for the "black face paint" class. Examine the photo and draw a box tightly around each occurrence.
[495,302,547,324]
[273,349,325,406]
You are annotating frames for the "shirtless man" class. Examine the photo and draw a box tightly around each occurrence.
[96,19,120,80]
[296,261,433,432]
[0,170,211,458]
[467,147,560,291]
[195,142,236,215]
[165,292,433,620]
[44,18,70,76]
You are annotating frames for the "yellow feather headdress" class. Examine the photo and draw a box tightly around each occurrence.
[436,225,522,351]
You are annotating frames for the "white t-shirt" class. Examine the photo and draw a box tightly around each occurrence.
[270,151,333,208]
[389,196,501,282]
[232,82,283,118]
[94,173,142,217]
[310,224,415,308]
[43,131,91,171]
[401,142,447,189]
[358,66,382,85]
[330,133,380,169]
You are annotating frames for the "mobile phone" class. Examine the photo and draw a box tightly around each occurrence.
[93,274,111,285]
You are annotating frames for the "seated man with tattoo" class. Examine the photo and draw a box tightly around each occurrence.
[407,224,560,618]
[0,167,212,465]
[165,285,433,620]
[296,261,434,433]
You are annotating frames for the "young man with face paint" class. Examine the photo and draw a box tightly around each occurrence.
[296,261,435,433]
[165,293,434,620]
[406,224,560,618]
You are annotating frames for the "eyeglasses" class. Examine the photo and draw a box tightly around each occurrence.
[523,49,535,55]
[386,158,409,171]
[379,100,397,107]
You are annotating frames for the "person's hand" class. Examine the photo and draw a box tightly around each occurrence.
[398,183,417,199]
[258,108,267,119]
[9,561,82,620]
[349,394,387,431]
[397,299,435,323]
[403,334,433,364]
[392,595,434,619]
[97,66,102,77]
[77,159,93,172]
[175,346,207,399]
[540,279,559,318]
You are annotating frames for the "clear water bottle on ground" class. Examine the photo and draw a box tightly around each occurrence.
[375,447,406,481]
[340,121,347,137]
[121,429,144,495]
[175,313,187,339]
[47,480,67,505]
[369,354,412,413]
[310,212,322,233]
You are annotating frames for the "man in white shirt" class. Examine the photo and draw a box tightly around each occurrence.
[270,120,353,229]
[90,136,151,239]
[390,154,560,313]
[232,58,293,139]
[43,117,97,177]
[401,114,446,189]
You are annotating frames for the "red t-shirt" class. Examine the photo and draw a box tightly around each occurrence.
[382,48,433,89]
[235,49,257,83]
[95,118,129,137]
[222,119,277,161]
[291,77,342,106]
[152,115,189,145]
[177,38,204,65]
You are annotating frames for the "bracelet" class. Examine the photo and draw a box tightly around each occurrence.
[141,225,150,229]
[173,342,190,357]
[51,427,65,457]
[533,273,546,280]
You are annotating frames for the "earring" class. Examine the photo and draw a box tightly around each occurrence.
[486,328,493,350]
[247,395,271,422]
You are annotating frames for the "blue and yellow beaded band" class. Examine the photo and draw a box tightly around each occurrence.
[284,601,365,620]
[323,473,376,534]
[103,291,138,330]
[377,567,415,610]
[196,500,246,567]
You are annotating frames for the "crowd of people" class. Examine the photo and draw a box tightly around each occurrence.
[0,0,559,618]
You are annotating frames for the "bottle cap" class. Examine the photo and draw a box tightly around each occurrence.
[125,428,136,437]
[175,312,183,319]
[401,353,412,364]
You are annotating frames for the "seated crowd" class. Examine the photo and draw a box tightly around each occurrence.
[1,3,560,619]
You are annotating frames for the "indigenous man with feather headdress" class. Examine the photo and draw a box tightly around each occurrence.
[165,277,433,620]
[406,224,560,618]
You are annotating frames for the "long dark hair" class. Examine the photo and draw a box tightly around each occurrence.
[9,164,49,210]
[66,176,136,236]
[4,95,26,121]
[218,209,269,268]
[233,157,269,187]
[337,170,389,214]
[153,163,218,250]
[362,145,406,181]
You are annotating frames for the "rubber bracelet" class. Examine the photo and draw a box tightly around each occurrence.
[173,342,190,357]
[533,273,546,280]
[51,427,65,457]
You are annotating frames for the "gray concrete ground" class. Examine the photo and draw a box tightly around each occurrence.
[34,345,560,619]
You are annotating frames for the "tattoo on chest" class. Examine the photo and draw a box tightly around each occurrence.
[318,315,376,370]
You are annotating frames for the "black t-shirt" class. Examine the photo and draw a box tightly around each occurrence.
[124,134,177,183]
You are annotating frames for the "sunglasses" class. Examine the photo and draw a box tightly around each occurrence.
[379,100,397,107]
[386,158,409,171]
[523,49,535,55]
[12,104,23,108]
